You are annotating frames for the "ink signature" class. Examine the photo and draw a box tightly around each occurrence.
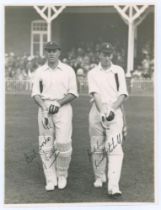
[24,147,59,168]
[24,137,60,168]
[39,136,51,151]
[88,133,122,168]
[41,147,60,169]
[24,149,38,164]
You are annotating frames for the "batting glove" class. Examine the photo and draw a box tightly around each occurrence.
[49,101,61,115]
[42,110,51,129]
[100,106,115,122]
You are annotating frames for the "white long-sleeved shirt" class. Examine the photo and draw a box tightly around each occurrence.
[88,63,128,107]
[32,61,78,100]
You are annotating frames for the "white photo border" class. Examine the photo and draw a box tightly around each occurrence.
[1,0,160,209]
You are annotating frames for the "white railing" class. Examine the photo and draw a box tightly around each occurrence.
[5,78,153,96]
[6,79,33,94]
[130,78,153,95]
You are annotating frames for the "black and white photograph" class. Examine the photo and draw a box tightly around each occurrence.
[1,0,160,207]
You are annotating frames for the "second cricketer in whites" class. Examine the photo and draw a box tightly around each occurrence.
[32,41,78,191]
[87,42,128,198]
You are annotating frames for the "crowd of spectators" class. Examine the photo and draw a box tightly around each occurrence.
[132,40,154,79]
[5,40,154,81]
[61,40,126,77]
[5,52,46,81]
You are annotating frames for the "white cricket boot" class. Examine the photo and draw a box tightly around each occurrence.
[93,178,103,188]
[58,176,67,189]
[45,181,55,191]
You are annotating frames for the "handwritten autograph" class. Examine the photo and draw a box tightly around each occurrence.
[24,149,38,164]
[41,147,60,169]
[24,137,59,168]
[88,133,122,168]
[39,137,51,151]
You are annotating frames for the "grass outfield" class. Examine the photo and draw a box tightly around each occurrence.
[5,94,154,204]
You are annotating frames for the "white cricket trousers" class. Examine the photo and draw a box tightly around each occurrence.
[89,103,124,192]
[38,100,73,186]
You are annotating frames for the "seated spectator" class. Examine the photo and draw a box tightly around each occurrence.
[81,55,91,75]
[62,58,69,64]
[26,56,35,80]
[131,66,142,79]
[141,51,151,79]
[76,68,84,76]
[15,65,27,80]
[150,58,154,79]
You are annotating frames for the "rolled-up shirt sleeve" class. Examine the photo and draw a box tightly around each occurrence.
[87,71,100,95]
[31,69,41,97]
[68,69,79,97]
[117,68,128,97]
